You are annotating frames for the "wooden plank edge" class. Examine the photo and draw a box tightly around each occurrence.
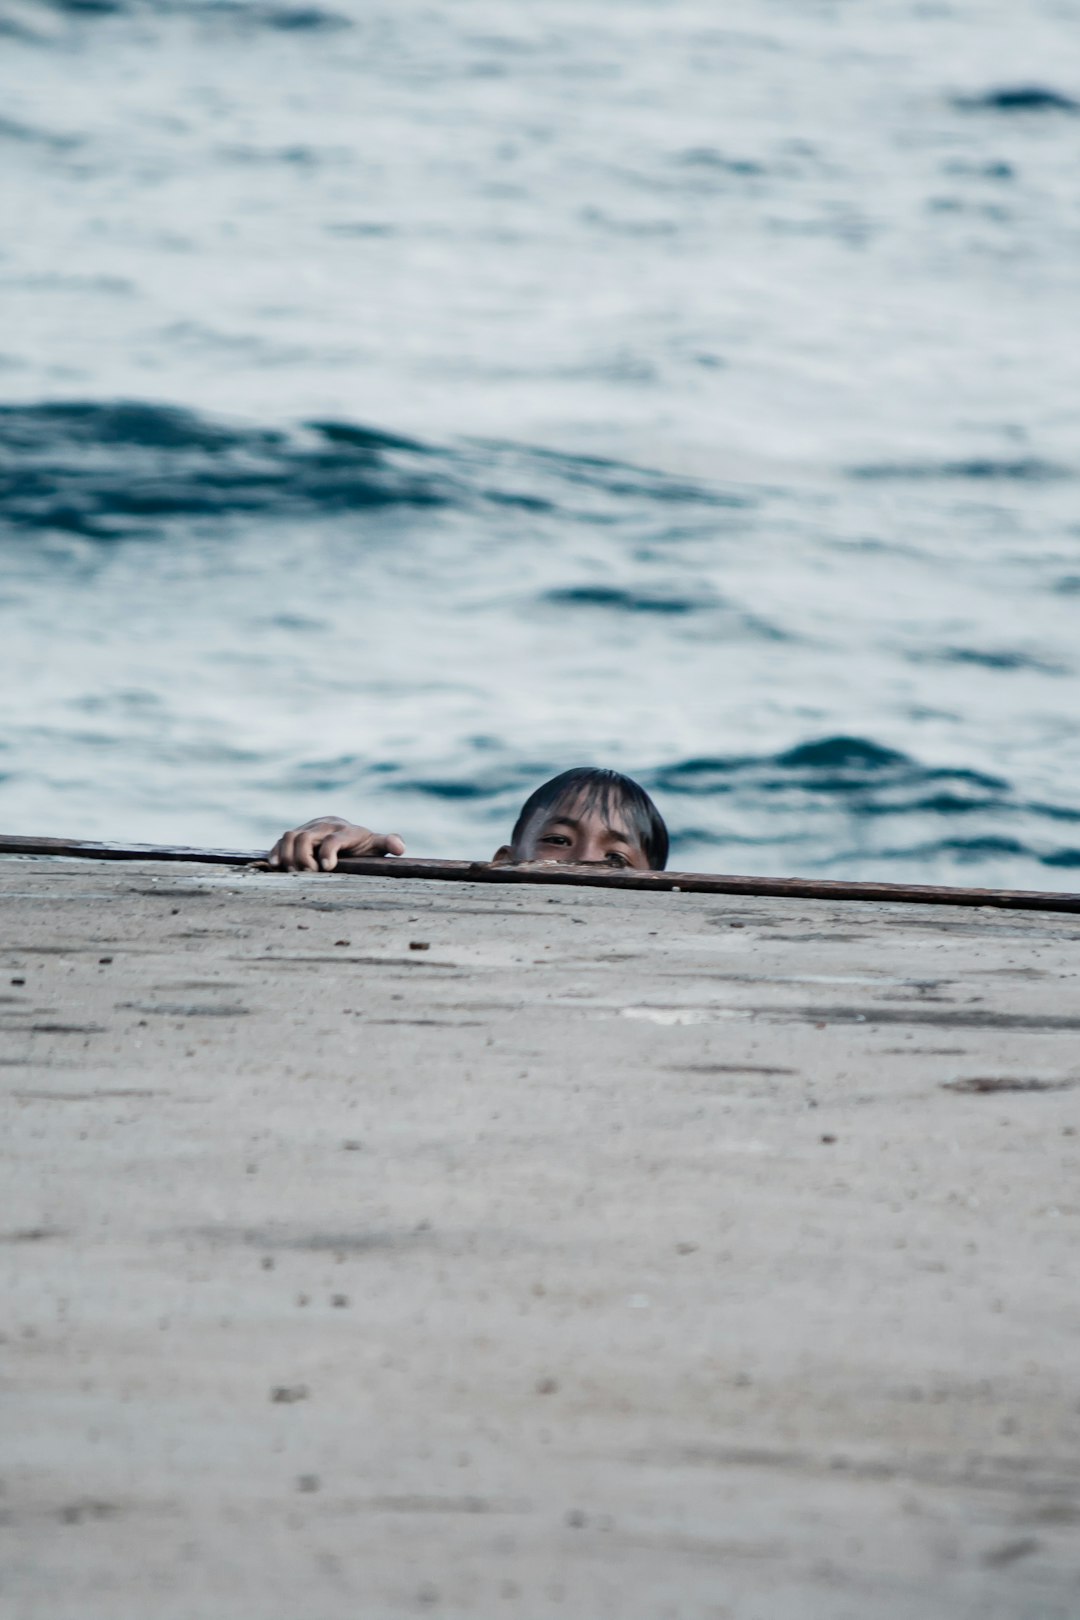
[0,834,264,866]
[3,834,1079,914]
[332,856,1080,913]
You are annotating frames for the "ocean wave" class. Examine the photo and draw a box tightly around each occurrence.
[281,737,1072,843]
[822,836,1080,871]
[0,400,735,540]
[0,403,449,538]
[282,756,550,804]
[654,735,913,793]
[0,115,82,150]
[952,86,1080,115]
[648,738,1080,876]
[848,458,1070,483]
[1041,849,1080,868]
[650,736,1019,808]
[34,0,350,27]
[926,648,1069,675]
[541,585,713,615]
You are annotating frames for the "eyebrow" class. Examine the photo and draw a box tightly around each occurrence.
[542,816,633,845]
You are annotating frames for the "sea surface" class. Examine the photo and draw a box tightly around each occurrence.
[2,0,1078,882]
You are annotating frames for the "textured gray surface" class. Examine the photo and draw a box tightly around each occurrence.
[3,859,1079,1619]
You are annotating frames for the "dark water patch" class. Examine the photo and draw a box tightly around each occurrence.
[926,647,1067,675]
[48,0,125,14]
[252,3,350,29]
[308,419,429,455]
[849,457,1069,483]
[218,142,345,168]
[953,86,1080,115]
[542,585,713,615]
[778,737,906,771]
[1030,802,1080,824]
[43,0,352,27]
[664,825,775,849]
[0,400,250,453]
[1054,575,1080,595]
[943,159,1015,181]
[0,116,82,151]
[0,401,737,539]
[285,753,382,793]
[383,761,553,804]
[510,443,747,510]
[830,834,1064,868]
[326,220,397,239]
[653,740,1021,825]
[654,736,916,796]
[646,738,1080,872]
[862,790,1007,818]
[254,612,329,633]
[673,147,767,178]
[0,403,451,537]
[405,780,494,800]
[931,836,1031,857]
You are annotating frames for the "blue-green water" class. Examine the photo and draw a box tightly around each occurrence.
[1,1,1078,880]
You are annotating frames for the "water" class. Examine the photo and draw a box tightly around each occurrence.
[2,0,1078,882]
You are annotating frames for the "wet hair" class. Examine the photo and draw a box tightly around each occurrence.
[509,767,669,870]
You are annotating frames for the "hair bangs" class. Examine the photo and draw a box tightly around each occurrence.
[510,767,669,870]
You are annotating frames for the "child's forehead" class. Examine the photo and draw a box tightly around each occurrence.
[535,789,638,838]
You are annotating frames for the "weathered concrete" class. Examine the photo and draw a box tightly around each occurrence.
[2,858,1078,1619]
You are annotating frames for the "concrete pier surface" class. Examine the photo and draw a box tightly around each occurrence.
[3,858,1079,1620]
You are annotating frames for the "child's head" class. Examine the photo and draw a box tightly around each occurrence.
[494,767,669,871]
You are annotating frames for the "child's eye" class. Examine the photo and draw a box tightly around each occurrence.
[540,834,571,846]
[605,851,630,867]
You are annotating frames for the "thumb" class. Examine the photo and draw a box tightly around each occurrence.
[371,833,405,857]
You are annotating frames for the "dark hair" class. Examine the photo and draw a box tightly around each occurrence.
[510,767,669,870]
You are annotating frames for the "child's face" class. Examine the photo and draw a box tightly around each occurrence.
[504,793,651,869]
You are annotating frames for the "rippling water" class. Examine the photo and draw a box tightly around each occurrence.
[2,0,1078,881]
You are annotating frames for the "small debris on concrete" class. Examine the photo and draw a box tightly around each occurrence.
[944,1077,1072,1095]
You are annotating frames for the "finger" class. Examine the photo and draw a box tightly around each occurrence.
[276,831,299,870]
[317,832,346,872]
[292,832,320,872]
[266,837,283,869]
[371,833,406,857]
